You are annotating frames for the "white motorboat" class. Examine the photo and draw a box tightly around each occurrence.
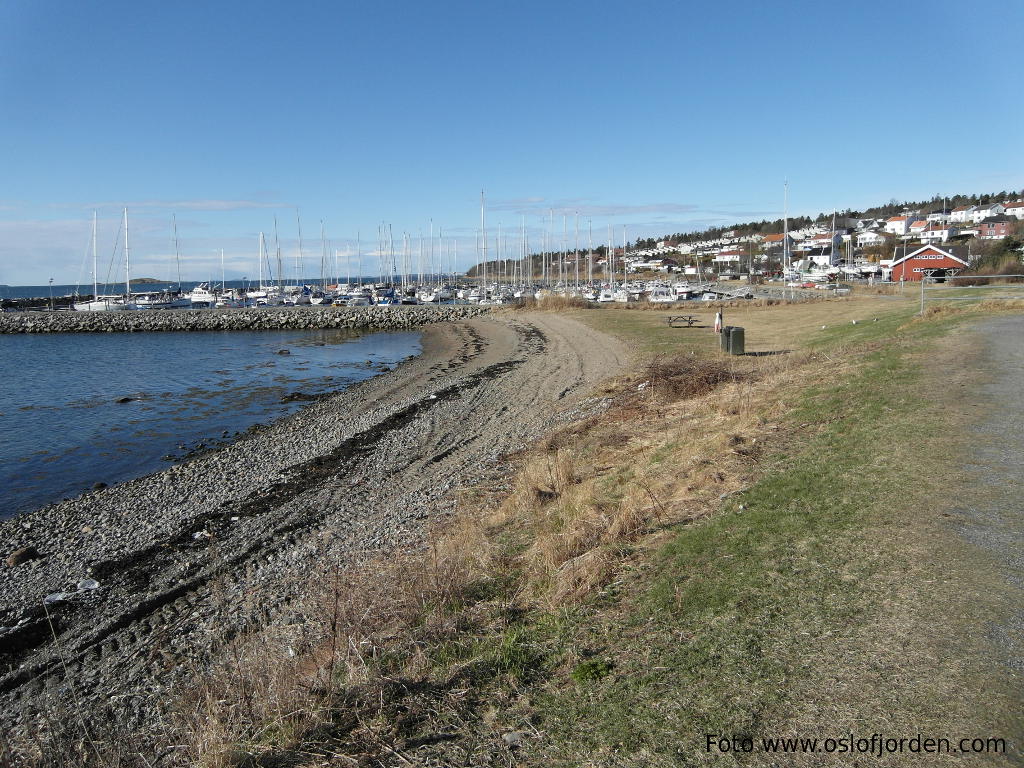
[647,286,676,303]
[187,282,217,308]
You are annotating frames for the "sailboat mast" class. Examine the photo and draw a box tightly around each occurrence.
[574,211,580,291]
[480,190,487,294]
[783,180,790,274]
[561,214,566,288]
[830,208,837,265]
[274,216,284,294]
[588,218,593,286]
[91,211,98,300]
[320,219,327,290]
[124,208,131,299]
[622,225,627,286]
[608,224,613,284]
[295,209,304,288]
[172,213,182,286]
[258,232,264,289]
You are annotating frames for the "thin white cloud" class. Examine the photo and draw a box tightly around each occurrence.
[489,197,714,219]
[82,199,286,212]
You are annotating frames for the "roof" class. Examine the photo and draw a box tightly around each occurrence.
[890,244,969,268]
[1004,201,1024,209]
[909,220,928,228]
[979,215,1012,224]
[886,216,907,222]
[763,233,789,242]
[952,205,974,212]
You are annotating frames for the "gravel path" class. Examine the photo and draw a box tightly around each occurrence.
[954,315,1024,673]
[0,311,627,741]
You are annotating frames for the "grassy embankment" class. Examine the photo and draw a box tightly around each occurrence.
[143,297,1021,766]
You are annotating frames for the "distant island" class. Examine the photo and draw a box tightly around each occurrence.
[131,277,166,284]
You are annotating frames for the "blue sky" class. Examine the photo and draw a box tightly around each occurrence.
[1,0,1021,285]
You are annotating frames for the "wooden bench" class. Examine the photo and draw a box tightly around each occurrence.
[666,314,700,327]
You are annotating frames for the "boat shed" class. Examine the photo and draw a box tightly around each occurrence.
[890,245,969,282]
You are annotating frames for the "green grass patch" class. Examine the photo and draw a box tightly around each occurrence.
[522,310,991,766]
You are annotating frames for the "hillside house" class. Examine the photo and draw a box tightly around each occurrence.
[1003,201,1024,220]
[857,231,887,248]
[950,205,976,223]
[920,225,959,244]
[977,215,1012,240]
[884,216,911,236]
[762,233,795,251]
[971,203,1005,224]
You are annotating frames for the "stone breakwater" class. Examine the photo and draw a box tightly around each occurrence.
[0,305,490,334]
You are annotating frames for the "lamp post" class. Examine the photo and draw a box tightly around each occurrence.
[48,278,54,311]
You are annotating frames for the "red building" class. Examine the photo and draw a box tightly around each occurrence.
[978,215,1013,240]
[890,245,969,281]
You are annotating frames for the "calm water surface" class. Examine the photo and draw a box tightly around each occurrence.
[0,329,421,518]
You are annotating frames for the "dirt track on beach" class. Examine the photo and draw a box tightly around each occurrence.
[0,311,627,739]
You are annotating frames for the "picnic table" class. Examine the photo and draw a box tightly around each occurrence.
[666,314,700,327]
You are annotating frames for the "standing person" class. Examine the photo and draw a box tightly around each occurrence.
[714,310,723,333]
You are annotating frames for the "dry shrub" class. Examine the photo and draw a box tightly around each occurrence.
[550,548,617,603]
[917,305,966,321]
[640,355,740,402]
[959,257,1024,285]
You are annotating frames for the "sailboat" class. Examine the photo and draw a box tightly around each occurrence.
[73,209,139,311]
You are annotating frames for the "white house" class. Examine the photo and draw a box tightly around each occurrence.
[971,203,1005,224]
[761,233,795,251]
[857,231,887,248]
[908,219,929,236]
[926,210,950,224]
[1001,201,1024,220]
[628,258,677,273]
[800,231,843,251]
[920,225,958,244]
[884,216,910,236]
[949,205,976,224]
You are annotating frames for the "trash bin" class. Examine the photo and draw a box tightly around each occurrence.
[729,326,745,355]
[720,326,733,352]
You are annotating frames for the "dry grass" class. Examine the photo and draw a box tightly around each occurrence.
[510,294,591,311]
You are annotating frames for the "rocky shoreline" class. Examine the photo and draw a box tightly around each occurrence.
[0,304,489,334]
[0,312,627,759]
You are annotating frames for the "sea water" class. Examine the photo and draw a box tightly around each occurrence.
[0,329,421,518]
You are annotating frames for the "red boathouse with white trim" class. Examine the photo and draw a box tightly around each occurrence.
[890,244,969,281]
